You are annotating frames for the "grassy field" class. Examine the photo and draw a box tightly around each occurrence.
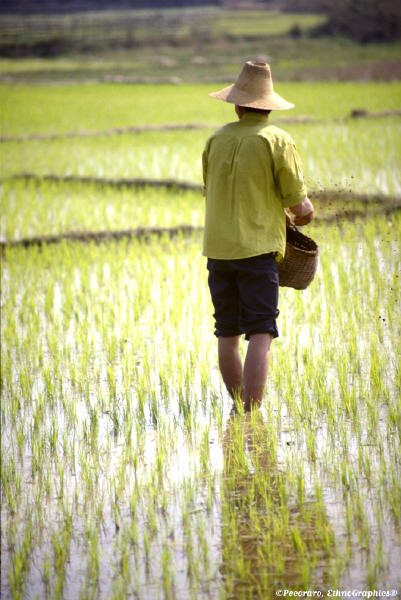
[0,7,400,83]
[0,8,326,48]
[1,6,401,597]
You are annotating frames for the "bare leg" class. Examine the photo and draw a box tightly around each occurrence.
[243,333,273,411]
[218,335,243,400]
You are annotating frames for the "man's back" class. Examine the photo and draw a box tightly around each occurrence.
[202,111,307,260]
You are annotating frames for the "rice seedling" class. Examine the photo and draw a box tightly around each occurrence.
[1,82,400,137]
[1,114,400,198]
[1,74,401,599]
[1,217,397,598]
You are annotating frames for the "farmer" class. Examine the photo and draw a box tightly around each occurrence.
[202,61,314,411]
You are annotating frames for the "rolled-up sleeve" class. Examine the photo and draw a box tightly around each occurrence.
[274,141,307,208]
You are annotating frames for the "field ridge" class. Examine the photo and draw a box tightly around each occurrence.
[4,173,401,204]
[2,110,400,142]
[3,173,202,191]
[2,200,400,249]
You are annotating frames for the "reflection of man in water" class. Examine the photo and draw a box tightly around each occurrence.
[221,411,329,596]
[203,62,314,411]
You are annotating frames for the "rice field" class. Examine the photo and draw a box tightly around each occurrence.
[0,179,203,242]
[1,79,401,598]
[1,84,401,217]
[1,7,400,85]
[2,82,401,134]
[2,116,400,196]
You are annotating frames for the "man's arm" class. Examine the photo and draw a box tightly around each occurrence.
[289,197,314,226]
[270,136,311,222]
[202,139,211,197]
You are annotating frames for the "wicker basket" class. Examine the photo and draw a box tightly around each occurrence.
[278,223,319,290]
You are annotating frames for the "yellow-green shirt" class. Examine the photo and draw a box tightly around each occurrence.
[202,112,307,259]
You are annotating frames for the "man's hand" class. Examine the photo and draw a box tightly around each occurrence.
[289,197,314,226]
[294,210,314,226]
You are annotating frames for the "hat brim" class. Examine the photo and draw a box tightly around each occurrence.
[209,83,294,111]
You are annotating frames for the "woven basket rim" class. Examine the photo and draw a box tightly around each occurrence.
[286,224,318,253]
[285,243,318,253]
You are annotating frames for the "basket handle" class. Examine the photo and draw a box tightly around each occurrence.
[285,211,299,232]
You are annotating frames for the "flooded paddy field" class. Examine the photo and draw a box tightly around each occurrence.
[1,82,401,200]
[1,214,400,598]
[1,79,401,598]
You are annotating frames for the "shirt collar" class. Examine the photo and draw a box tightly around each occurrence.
[239,112,269,124]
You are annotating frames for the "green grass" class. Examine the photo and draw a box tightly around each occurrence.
[214,10,326,37]
[0,8,325,51]
[1,37,400,85]
[1,81,400,134]
[0,7,327,52]
[0,7,400,84]
[1,214,401,597]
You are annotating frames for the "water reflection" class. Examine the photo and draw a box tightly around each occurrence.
[221,408,330,598]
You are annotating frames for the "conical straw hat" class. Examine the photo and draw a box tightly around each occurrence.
[209,61,294,111]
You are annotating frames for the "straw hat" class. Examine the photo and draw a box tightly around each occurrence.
[209,61,294,111]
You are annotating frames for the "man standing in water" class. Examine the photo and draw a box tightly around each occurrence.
[202,61,314,411]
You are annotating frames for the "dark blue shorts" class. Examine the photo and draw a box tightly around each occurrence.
[207,252,279,341]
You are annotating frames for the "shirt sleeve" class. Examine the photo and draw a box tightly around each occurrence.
[273,140,307,208]
[202,139,210,197]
